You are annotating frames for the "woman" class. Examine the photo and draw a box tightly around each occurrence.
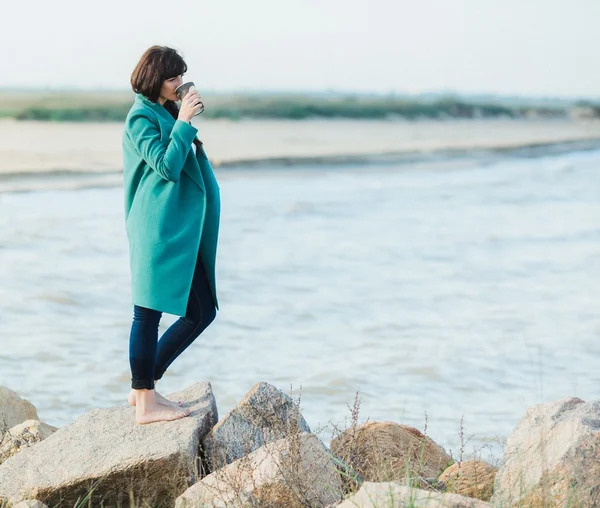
[122,46,221,424]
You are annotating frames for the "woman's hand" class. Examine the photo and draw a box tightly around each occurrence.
[178,87,203,123]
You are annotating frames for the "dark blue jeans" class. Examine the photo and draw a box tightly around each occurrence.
[129,254,216,390]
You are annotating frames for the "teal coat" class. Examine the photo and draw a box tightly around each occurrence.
[122,93,220,316]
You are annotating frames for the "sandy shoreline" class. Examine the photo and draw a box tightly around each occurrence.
[1,118,600,177]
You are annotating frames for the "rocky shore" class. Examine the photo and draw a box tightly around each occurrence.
[0,383,598,507]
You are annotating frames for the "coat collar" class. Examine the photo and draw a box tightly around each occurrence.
[135,94,176,124]
[134,94,205,193]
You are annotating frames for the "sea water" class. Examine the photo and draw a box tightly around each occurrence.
[1,148,599,459]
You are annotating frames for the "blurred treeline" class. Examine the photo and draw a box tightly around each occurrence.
[0,90,598,121]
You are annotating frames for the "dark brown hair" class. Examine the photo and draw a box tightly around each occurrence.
[130,45,202,146]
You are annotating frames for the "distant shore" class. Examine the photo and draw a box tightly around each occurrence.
[2,90,598,122]
[1,117,600,192]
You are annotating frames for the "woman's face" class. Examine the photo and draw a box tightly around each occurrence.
[159,74,183,102]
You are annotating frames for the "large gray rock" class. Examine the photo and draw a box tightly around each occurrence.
[0,387,38,430]
[492,397,600,507]
[336,482,490,507]
[176,432,342,508]
[0,382,218,507]
[0,419,58,465]
[202,382,310,472]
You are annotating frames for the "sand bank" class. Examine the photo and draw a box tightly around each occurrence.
[1,118,600,176]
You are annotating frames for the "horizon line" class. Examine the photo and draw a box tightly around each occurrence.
[0,86,598,102]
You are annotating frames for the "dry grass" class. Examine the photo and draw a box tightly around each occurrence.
[327,393,453,493]
[0,390,468,507]
[0,418,7,508]
[2,388,592,507]
[189,386,342,507]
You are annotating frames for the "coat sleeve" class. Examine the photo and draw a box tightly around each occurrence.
[126,110,198,182]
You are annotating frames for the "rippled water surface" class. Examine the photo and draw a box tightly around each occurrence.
[1,149,599,458]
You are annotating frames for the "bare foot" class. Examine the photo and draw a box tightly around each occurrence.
[134,390,191,425]
[136,403,190,425]
[128,389,182,408]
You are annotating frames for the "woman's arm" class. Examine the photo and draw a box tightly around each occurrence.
[126,111,198,182]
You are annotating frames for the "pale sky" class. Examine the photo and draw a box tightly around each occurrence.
[2,0,599,97]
